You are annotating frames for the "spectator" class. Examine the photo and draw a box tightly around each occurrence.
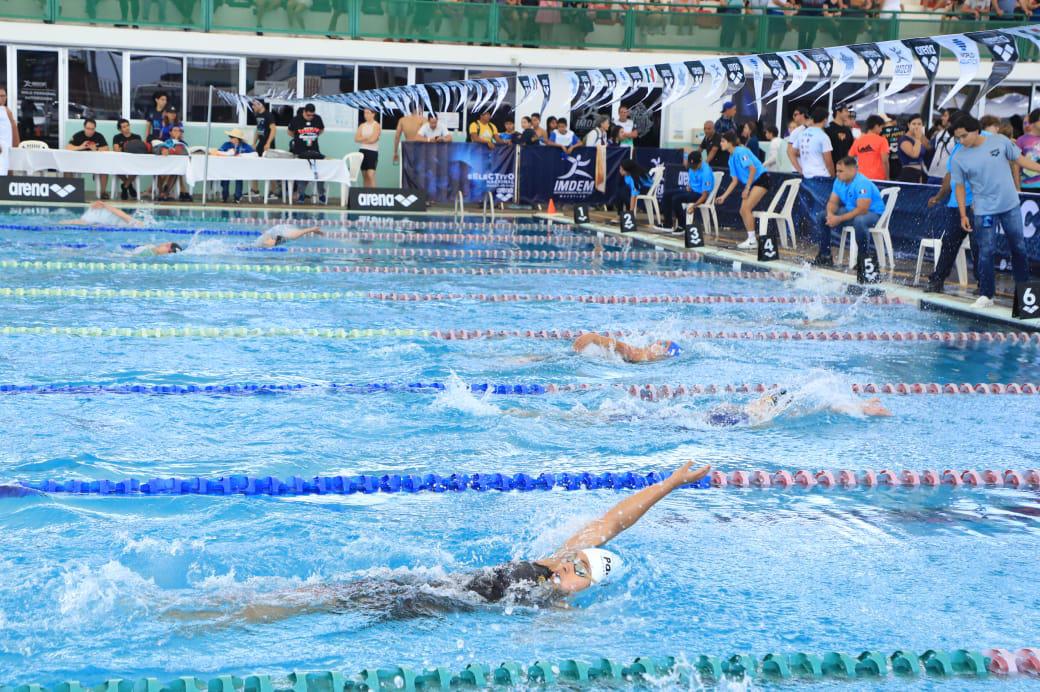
[740,120,763,161]
[700,120,725,170]
[1017,108,1040,193]
[924,112,978,295]
[393,107,424,166]
[715,130,770,250]
[715,101,737,135]
[814,156,886,268]
[881,117,904,180]
[660,149,715,232]
[550,118,579,153]
[849,115,890,180]
[785,104,808,167]
[826,104,855,162]
[927,109,960,184]
[979,114,1002,134]
[289,103,326,204]
[992,0,1023,19]
[468,111,501,148]
[791,106,834,178]
[159,107,181,140]
[896,115,931,183]
[418,113,452,142]
[614,105,638,147]
[796,0,827,48]
[153,124,190,202]
[145,90,168,142]
[960,0,994,20]
[0,86,20,177]
[213,128,255,204]
[354,108,382,188]
[617,159,653,212]
[111,118,144,200]
[518,115,540,145]
[950,115,1040,308]
[531,113,548,144]
[67,118,110,200]
[928,108,954,140]
[762,124,791,173]
[500,120,517,143]
[584,115,611,146]
[251,99,276,200]
[545,116,558,136]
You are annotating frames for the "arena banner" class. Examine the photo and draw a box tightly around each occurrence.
[401,142,516,205]
[516,146,627,206]
[0,177,85,203]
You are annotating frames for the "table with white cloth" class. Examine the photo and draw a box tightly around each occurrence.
[189,155,352,206]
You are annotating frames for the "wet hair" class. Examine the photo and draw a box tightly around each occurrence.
[953,115,981,134]
[810,106,828,124]
[837,156,858,168]
[720,131,739,146]
[620,159,649,178]
[170,243,183,253]
[865,115,885,131]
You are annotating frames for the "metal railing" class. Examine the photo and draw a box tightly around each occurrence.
[5,0,1037,54]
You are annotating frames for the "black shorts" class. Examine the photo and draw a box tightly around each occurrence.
[751,174,771,191]
[361,149,378,171]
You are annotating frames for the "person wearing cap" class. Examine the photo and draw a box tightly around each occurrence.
[213,128,256,204]
[715,101,737,136]
[572,332,682,362]
[153,123,191,202]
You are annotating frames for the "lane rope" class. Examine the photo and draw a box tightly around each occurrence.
[15,234,644,249]
[0,220,551,235]
[0,288,903,306]
[242,246,690,261]
[0,260,783,279]
[0,381,1037,396]
[3,647,1034,688]
[19,469,1040,496]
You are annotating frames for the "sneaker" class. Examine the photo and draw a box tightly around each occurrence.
[737,238,757,250]
[923,279,944,294]
[811,254,834,267]
[235,197,243,204]
[318,195,327,205]
[971,296,995,309]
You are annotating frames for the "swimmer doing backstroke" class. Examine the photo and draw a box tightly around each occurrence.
[706,389,891,427]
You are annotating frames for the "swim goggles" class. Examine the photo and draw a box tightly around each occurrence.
[572,557,590,579]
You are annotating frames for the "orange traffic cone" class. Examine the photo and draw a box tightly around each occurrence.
[547,198,557,215]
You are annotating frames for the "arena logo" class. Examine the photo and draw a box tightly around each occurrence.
[553,154,595,197]
[347,188,427,211]
[0,177,85,203]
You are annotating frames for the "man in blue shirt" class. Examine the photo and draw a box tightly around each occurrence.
[215,128,256,204]
[660,150,716,233]
[816,156,885,265]
[715,101,737,136]
[715,131,770,249]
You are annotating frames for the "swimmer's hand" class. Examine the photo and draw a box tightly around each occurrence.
[668,461,711,487]
[861,397,892,417]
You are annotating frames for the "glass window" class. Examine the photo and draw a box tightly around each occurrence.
[68,49,122,120]
[186,57,238,123]
[466,69,515,132]
[15,49,60,148]
[357,65,407,130]
[302,62,355,129]
[246,57,298,127]
[416,67,465,130]
[130,55,183,120]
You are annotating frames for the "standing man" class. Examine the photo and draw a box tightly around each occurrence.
[1016,108,1040,194]
[0,85,21,176]
[614,105,638,148]
[848,115,890,181]
[792,106,836,249]
[950,115,1040,308]
[825,104,854,162]
[815,156,885,267]
[785,104,808,168]
[393,106,426,166]
[67,118,110,200]
[924,115,978,296]
[355,108,382,189]
[715,100,737,135]
[468,111,501,148]
[251,99,276,200]
[660,149,715,233]
[700,120,724,170]
[144,90,168,142]
[289,103,326,204]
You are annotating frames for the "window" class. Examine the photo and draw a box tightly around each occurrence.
[68,50,122,120]
[186,57,238,123]
[15,49,60,148]
[303,62,355,129]
[130,55,183,120]
[357,65,407,130]
[246,57,298,127]
[467,69,515,131]
[416,67,465,129]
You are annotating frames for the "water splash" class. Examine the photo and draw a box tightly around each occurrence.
[430,372,500,417]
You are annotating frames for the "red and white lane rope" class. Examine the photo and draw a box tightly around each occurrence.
[325,266,787,279]
[228,217,551,231]
[365,293,904,305]
[277,246,686,261]
[428,328,1040,343]
[617,382,1040,399]
[320,231,631,246]
[710,468,1040,488]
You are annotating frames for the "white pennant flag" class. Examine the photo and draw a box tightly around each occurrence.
[701,58,728,104]
[740,55,765,117]
[934,34,981,109]
[1005,24,1040,50]
[661,62,691,110]
[778,51,811,100]
[824,46,859,104]
[492,77,509,114]
[879,40,916,100]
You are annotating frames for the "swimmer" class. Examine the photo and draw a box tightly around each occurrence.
[706,390,892,427]
[167,461,711,624]
[59,200,143,227]
[572,333,682,364]
[257,224,323,248]
[132,242,182,256]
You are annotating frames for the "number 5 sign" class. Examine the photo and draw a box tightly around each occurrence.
[1013,281,1040,319]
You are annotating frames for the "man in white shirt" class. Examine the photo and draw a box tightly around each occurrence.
[614,105,638,147]
[786,105,808,170]
[417,113,452,143]
[550,118,579,154]
[790,106,834,179]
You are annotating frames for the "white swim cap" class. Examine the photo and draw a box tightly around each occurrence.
[581,548,623,584]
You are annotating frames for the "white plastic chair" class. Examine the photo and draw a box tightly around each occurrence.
[687,171,725,239]
[914,235,970,287]
[634,165,666,227]
[341,152,363,208]
[261,149,294,205]
[752,178,801,248]
[18,140,52,176]
[838,187,899,270]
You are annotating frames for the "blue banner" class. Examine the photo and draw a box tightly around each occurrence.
[517,146,626,206]
[634,148,683,202]
[401,142,515,204]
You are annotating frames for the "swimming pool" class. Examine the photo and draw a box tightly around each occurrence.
[0,205,1037,690]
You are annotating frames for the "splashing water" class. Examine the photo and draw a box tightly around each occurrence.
[430,372,501,417]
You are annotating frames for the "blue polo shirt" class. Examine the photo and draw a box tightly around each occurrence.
[687,161,715,194]
[832,172,885,215]
[728,145,766,184]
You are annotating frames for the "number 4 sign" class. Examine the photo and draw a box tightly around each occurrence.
[757,227,780,261]
[1013,281,1040,319]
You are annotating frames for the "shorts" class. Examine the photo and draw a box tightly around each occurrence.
[751,174,770,191]
[361,149,379,171]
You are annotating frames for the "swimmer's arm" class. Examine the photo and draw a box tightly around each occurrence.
[555,462,711,552]
[280,226,323,241]
[99,201,139,226]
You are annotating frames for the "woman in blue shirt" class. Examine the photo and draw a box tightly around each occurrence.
[715,131,771,249]
[618,159,653,213]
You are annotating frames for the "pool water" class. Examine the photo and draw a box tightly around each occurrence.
[0,206,1037,690]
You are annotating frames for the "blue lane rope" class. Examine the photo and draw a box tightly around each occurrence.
[0,382,555,395]
[19,470,699,496]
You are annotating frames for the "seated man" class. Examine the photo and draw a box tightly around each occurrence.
[212,128,256,204]
[66,118,110,200]
[417,113,452,143]
[659,150,715,233]
[111,118,146,200]
[815,156,886,267]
